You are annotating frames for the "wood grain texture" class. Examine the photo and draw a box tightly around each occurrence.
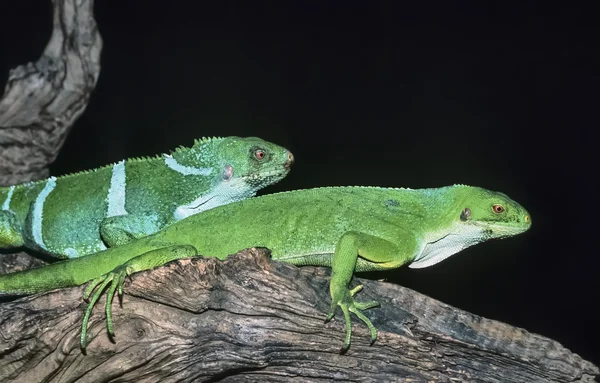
[0,248,596,382]
[0,0,101,185]
[0,0,101,274]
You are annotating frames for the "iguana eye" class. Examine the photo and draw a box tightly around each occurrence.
[254,149,266,160]
[460,208,471,221]
[492,204,505,214]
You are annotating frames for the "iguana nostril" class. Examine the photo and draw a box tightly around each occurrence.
[286,151,295,166]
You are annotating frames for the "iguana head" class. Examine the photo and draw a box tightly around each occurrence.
[452,185,531,239]
[409,185,531,269]
[169,136,293,193]
[164,136,293,221]
[211,136,294,192]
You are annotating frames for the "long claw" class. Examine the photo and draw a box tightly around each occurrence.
[105,275,121,337]
[83,277,105,300]
[117,271,126,297]
[349,305,377,344]
[349,284,363,296]
[354,300,379,311]
[342,305,352,352]
[325,301,337,323]
[80,276,112,349]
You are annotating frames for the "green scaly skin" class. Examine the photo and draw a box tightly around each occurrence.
[0,136,293,258]
[0,185,531,351]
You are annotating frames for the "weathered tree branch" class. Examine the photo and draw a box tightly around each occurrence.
[0,0,101,276]
[0,248,597,382]
[0,0,101,185]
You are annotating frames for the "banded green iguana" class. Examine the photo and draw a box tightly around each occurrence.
[0,136,294,258]
[0,184,530,351]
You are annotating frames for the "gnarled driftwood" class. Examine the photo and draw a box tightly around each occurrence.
[0,0,101,185]
[0,248,597,382]
[0,0,101,275]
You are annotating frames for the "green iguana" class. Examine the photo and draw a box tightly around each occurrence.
[0,136,294,258]
[0,184,531,351]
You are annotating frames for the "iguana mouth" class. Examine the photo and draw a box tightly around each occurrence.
[240,165,291,187]
[189,195,216,210]
[470,221,530,236]
[240,150,293,185]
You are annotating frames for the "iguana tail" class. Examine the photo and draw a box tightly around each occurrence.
[0,260,82,296]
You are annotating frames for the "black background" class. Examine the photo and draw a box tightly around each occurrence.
[1,1,598,367]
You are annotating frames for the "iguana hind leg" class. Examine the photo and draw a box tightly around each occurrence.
[80,244,198,349]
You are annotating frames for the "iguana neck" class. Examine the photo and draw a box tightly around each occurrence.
[165,137,226,175]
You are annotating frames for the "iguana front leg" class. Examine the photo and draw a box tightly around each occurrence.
[99,214,165,247]
[80,244,198,349]
[327,231,415,352]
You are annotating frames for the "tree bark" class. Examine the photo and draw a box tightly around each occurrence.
[0,0,101,275]
[0,248,597,382]
[0,0,101,185]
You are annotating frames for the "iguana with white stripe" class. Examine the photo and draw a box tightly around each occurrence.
[0,136,294,258]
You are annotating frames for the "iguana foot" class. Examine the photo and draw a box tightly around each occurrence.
[325,284,380,352]
[80,265,131,349]
[78,244,198,350]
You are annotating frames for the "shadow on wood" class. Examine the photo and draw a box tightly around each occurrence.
[0,248,597,382]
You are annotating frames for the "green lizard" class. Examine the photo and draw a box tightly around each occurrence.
[0,136,293,258]
[0,185,531,351]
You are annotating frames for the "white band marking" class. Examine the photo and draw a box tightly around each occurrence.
[2,185,15,210]
[173,182,249,220]
[64,247,80,258]
[107,160,128,217]
[164,154,213,176]
[32,177,57,250]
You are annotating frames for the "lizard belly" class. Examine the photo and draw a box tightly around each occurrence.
[272,249,334,267]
